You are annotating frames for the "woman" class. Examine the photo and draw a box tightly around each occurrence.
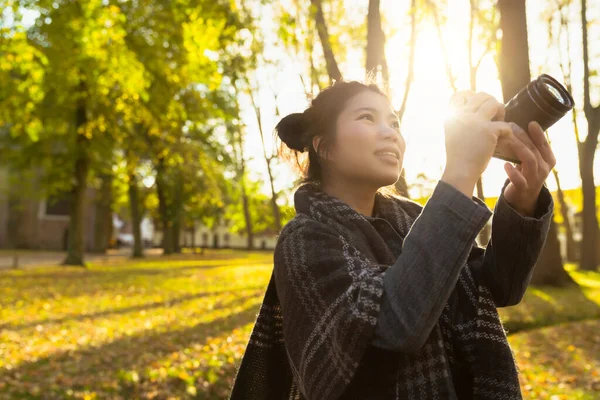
[230,81,553,399]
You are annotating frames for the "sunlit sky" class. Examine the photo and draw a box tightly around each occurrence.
[240,0,600,203]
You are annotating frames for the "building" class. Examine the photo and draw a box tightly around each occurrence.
[152,218,278,250]
[0,186,99,251]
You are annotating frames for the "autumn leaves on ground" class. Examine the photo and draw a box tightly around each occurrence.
[1,251,599,400]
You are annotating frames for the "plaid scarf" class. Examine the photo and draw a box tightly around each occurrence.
[230,183,522,399]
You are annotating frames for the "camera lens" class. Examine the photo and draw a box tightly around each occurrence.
[504,73,574,132]
[544,82,566,105]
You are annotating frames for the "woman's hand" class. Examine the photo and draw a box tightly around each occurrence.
[441,91,513,197]
[502,121,556,217]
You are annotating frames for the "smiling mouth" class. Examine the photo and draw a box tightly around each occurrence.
[375,151,399,161]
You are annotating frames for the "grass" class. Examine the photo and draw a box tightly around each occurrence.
[0,252,599,399]
[0,250,272,399]
[499,265,600,333]
[509,319,600,399]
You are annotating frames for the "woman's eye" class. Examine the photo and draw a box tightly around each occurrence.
[358,113,374,122]
[391,121,400,130]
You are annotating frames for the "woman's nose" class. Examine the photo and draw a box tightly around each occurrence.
[379,124,399,141]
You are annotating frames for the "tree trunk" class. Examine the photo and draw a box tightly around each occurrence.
[530,220,577,286]
[156,159,174,255]
[6,195,21,250]
[396,0,417,121]
[310,0,342,82]
[552,169,577,261]
[579,0,600,271]
[64,84,89,267]
[580,133,599,270]
[267,162,282,232]
[241,170,254,250]
[535,223,577,285]
[93,174,112,254]
[554,0,594,267]
[497,0,531,103]
[308,21,322,95]
[128,170,143,258]
[64,139,89,266]
[172,171,184,254]
[366,0,384,80]
[497,0,570,285]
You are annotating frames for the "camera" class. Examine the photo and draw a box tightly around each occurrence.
[493,74,574,163]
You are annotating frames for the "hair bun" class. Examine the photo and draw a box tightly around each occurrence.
[276,112,308,152]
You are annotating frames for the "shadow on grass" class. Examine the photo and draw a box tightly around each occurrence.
[511,319,600,395]
[0,287,265,331]
[501,282,600,334]
[0,263,242,282]
[0,295,262,398]
[0,263,272,307]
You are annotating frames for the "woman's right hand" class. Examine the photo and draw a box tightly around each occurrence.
[441,91,514,197]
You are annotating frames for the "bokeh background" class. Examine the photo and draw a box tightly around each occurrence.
[1,0,599,398]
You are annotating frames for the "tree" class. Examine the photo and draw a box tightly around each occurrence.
[1,2,148,266]
[310,0,342,83]
[230,86,255,250]
[126,153,143,258]
[241,51,283,232]
[548,2,578,262]
[93,173,114,253]
[253,86,283,232]
[497,0,575,286]
[365,0,389,87]
[113,0,245,255]
[578,0,600,271]
[497,0,531,103]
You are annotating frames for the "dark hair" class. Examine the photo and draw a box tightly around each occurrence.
[275,80,387,185]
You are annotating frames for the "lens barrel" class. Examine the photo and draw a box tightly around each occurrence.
[504,74,574,131]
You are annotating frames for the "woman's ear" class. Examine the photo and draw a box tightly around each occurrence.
[312,136,322,155]
[313,136,333,161]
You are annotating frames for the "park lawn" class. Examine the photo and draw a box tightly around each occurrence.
[0,252,599,399]
[509,319,600,400]
[499,265,600,333]
[0,250,272,399]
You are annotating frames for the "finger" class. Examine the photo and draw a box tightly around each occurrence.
[492,104,506,122]
[504,162,528,188]
[511,122,543,160]
[515,163,523,173]
[477,98,505,121]
[489,121,514,140]
[528,121,556,166]
[504,162,528,189]
[507,129,538,172]
[465,92,493,111]
[449,90,475,107]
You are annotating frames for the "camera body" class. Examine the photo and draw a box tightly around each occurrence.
[493,74,574,163]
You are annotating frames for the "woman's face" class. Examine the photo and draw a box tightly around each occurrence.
[320,90,406,189]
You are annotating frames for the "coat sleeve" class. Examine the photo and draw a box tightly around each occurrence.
[371,180,492,351]
[473,182,554,307]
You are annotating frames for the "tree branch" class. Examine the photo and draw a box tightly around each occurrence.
[397,0,417,120]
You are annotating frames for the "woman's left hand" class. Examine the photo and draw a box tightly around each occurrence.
[502,121,556,217]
